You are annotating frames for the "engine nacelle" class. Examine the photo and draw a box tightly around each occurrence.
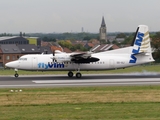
[53,53,71,63]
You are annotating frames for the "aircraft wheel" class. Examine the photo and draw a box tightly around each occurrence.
[14,73,19,78]
[68,71,73,77]
[76,72,82,78]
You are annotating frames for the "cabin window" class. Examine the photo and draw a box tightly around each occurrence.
[19,58,27,61]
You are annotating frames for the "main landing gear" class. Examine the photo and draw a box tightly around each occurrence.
[68,64,82,78]
[68,71,82,78]
[14,69,19,78]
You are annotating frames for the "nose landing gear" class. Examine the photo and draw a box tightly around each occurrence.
[14,69,19,78]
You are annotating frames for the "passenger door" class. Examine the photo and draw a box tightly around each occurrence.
[109,59,115,68]
[32,57,37,69]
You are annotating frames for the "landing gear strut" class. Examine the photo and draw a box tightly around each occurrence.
[76,64,82,78]
[14,69,19,78]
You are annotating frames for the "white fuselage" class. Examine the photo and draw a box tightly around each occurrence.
[6,47,154,71]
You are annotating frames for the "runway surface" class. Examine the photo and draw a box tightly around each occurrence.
[0,72,160,88]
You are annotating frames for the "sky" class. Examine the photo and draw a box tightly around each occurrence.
[0,0,160,33]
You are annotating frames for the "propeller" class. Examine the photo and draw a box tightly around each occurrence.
[50,53,57,63]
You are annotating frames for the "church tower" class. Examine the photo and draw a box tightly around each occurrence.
[99,16,107,42]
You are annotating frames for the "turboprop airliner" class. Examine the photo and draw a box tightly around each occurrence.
[5,25,154,78]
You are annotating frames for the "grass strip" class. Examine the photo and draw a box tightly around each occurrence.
[0,86,160,119]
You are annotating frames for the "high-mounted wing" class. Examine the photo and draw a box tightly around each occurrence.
[70,52,99,63]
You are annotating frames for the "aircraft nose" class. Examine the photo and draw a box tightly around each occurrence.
[5,61,18,68]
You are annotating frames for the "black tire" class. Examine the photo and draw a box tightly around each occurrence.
[76,72,82,78]
[68,71,73,77]
[14,73,19,78]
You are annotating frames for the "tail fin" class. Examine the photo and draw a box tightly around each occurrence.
[129,25,154,63]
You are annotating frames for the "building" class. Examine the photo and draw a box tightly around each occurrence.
[25,37,41,46]
[116,38,125,43]
[0,36,29,44]
[0,36,41,46]
[0,44,22,67]
[99,16,107,42]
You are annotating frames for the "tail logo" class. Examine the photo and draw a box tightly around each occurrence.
[129,32,144,63]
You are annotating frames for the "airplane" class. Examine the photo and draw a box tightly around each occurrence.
[5,25,155,78]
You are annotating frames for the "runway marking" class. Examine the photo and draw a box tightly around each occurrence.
[0,82,160,88]
[32,78,160,84]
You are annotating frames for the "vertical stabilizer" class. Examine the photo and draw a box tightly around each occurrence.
[129,25,154,63]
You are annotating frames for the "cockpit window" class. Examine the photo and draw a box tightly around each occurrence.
[19,58,27,61]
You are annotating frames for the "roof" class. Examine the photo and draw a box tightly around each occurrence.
[89,39,100,45]
[0,44,21,53]
[63,47,72,53]
[0,36,18,41]
[17,44,40,53]
[0,44,53,54]
[50,46,63,52]
[41,41,61,47]
[39,46,52,54]
[91,44,119,52]
[41,41,51,47]
[0,36,29,42]
[112,44,119,49]
[84,42,94,49]
[87,43,94,47]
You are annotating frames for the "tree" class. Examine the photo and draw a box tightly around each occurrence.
[42,37,57,42]
[58,40,72,49]
[83,36,91,41]
[151,32,160,62]
[116,33,126,38]
[122,35,134,45]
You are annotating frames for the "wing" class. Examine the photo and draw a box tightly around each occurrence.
[70,52,99,63]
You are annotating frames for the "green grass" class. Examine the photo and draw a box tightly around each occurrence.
[0,86,160,119]
[0,64,160,75]
[0,102,160,120]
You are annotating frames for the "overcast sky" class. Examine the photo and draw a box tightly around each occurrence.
[0,0,160,33]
